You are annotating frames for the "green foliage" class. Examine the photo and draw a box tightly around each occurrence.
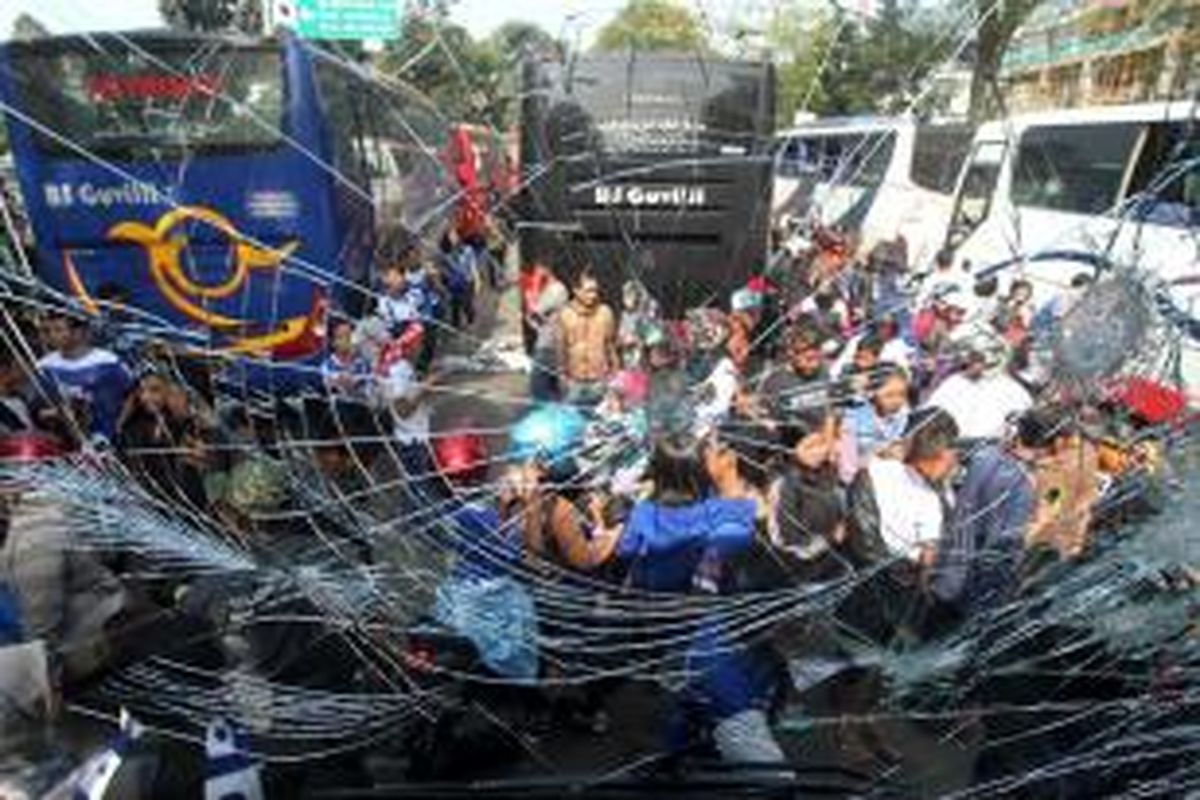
[767,1,832,120]
[158,0,262,34]
[768,0,952,122]
[970,0,1041,120]
[377,9,557,130]
[11,12,50,40]
[491,20,563,61]
[593,0,710,54]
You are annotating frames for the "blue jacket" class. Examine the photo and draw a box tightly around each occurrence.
[931,445,1034,617]
[617,498,757,593]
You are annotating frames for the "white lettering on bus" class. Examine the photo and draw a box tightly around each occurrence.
[41,180,174,209]
[593,184,706,207]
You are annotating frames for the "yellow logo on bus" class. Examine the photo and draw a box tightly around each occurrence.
[63,206,323,356]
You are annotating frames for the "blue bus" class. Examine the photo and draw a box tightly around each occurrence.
[0,31,451,368]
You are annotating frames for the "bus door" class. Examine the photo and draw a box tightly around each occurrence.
[946,138,1009,272]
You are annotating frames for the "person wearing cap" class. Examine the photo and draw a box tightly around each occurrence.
[925,344,1032,442]
[432,425,521,582]
[429,427,540,682]
[913,282,968,351]
[728,287,764,367]
[929,405,1079,625]
[754,323,828,419]
[35,311,131,443]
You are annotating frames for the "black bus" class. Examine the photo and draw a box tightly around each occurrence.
[518,52,775,317]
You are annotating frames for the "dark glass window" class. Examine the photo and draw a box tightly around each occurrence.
[912,124,973,193]
[1012,122,1141,213]
[14,41,283,158]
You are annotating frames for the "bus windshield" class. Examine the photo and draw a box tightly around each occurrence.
[10,40,284,158]
[552,56,767,157]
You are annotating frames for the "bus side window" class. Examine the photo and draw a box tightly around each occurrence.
[313,60,370,194]
[1124,121,1200,227]
[913,126,974,194]
[947,141,1006,248]
[847,132,896,188]
[822,136,848,182]
[776,137,802,177]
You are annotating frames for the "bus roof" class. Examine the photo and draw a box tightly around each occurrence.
[974,101,1200,138]
[564,51,768,70]
[0,29,271,53]
[775,115,969,138]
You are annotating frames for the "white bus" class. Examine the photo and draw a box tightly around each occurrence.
[773,116,973,268]
[944,102,1200,391]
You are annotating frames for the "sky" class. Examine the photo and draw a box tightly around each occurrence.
[0,0,752,45]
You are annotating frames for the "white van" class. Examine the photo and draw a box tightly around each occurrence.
[944,102,1200,390]
[773,116,973,268]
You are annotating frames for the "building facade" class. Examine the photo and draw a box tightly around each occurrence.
[1001,0,1200,111]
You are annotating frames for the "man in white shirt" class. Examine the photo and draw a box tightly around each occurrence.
[926,349,1032,441]
[847,407,960,566]
[841,407,960,643]
[376,326,438,496]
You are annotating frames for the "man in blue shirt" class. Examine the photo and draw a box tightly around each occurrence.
[36,313,131,442]
[930,405,1073,622]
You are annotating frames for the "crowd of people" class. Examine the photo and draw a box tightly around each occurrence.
[0,214,1192,792]
[486,226,1186,763]
[0,229,501,752]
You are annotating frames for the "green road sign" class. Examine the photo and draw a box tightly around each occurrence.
[294,0,400,41]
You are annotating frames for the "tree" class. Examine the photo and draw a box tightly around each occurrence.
[11,12,50,41]
[768,0,953,121]
[378,9,508,127]
[766,1,834,122]
[159,0,262,35]
[593,0,710,54]
[490,21,562,62]
[969,0,1040,121]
